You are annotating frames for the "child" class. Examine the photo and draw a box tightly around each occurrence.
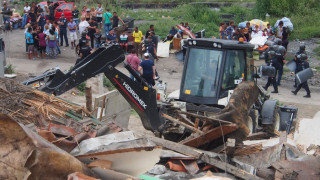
[32,27,39,58]
[47,29,56,58]
[94,28,102,50]
[24,23,32,53]
[26,27,35,60]
[38,27,46,59]
[119,31,128,54]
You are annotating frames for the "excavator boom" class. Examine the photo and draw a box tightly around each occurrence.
[23,44,163,132]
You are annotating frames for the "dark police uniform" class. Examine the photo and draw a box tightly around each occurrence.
[59,17,69,46]
[293,50,306,87]
[264,54,281,93]
[292,60,311,97]
[76,45,92,64]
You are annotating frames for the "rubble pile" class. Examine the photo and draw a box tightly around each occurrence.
[0,78,319,180]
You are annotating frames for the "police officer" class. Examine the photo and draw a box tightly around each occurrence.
[274,39,286,85]
[291,54,311,98]
[263,51,279,93]
[293,44,307,87]
[58,13,69,47]
[264,40,275,65]
[76,40,92,64]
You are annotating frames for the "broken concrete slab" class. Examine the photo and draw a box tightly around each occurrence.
[294,111,320,148]
[73,131,162,177]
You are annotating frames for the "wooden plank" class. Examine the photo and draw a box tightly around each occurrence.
[176,113,194,126]
[99,95,107,121]
[194,118,200,129]
[85,85,93,112]
[162,113,203,134]
[181,124,238,148]
[147,136,263,180]
[177,110,232,124]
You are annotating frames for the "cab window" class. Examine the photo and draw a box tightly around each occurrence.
[182,48,223,98]
[221,50,246,90]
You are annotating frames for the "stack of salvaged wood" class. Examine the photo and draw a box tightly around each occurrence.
[0,78,83,126]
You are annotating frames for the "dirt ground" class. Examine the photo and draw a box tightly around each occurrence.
[4,29,320,134]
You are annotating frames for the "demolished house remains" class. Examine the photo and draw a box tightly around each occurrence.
[0,76,319,180]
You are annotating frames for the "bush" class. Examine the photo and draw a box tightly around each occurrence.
[77,82,86,92]
[103,76,115,90]
[4,64,15,74]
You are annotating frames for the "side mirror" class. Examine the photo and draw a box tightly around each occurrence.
[260,65,276,77]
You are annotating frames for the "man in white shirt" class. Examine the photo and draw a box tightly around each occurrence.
[96,3,104,29]
[79,16,89,35]
[22,2,30,28]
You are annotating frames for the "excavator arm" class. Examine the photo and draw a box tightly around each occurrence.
[22,44,163,132]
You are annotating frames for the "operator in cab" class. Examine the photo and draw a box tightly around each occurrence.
[138,53,156,87]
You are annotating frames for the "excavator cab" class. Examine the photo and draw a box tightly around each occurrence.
[179,39,255,105]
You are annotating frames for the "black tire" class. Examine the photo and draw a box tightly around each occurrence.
[246,109,257,135]
[264,107,281,134]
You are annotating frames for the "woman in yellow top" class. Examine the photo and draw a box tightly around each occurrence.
[133,27,143,58]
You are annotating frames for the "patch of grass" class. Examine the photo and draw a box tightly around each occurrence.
[314,66,320,73]
[77,82,86,92]
[130,109,138,116]
[313,46,320,57]
[283,67,290,73]
[4,64,15,74]
[103,76,115,90]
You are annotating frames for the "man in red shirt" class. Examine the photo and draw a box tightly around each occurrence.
[126,49,141,80]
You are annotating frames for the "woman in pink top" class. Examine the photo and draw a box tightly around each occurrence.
[38,27,47,59]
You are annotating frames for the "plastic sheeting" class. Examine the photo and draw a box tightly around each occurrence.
[238,19,269,30]
[274,17,293,31]
[157,42,170,57]
[249,36,268,49]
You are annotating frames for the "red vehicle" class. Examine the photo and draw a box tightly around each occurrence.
[37,1,74,21]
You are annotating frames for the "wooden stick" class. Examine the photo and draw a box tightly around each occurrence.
[99,95,107,121]
[162,113,203,134]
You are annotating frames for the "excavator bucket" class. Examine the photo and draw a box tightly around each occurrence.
[26,44,163,132]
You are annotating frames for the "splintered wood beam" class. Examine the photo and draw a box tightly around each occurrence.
[162,113,203,134]
[176,110,232,125]
[181,124,238,148]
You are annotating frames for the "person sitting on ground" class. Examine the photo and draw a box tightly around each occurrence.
[126,49,141,80]
[119,31,128,54]
[106,29,117,43]
[94,28,102,50]
[166,26,178,41]
[138,53,156,87]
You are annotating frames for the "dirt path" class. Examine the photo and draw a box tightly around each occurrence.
[4,29,320,131]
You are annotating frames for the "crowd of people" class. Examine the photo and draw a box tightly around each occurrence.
[218,20,289,50]
[15,1,160,86]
